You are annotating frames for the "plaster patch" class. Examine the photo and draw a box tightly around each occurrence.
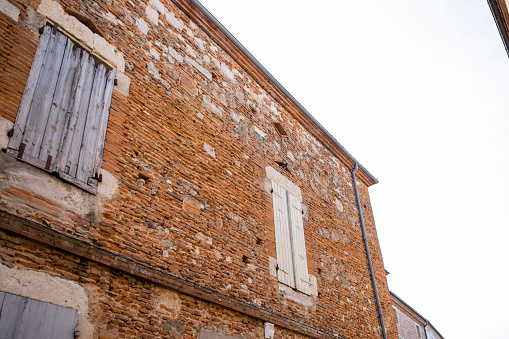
[0,263,88,313]
[334,198,344,213]
[202,95,224,117]
[36,0,128,93]
[0,152,118,218]
[114,71,131,97]
[268,256,277,277]
[194,37,205,51]
[150,0,165,14]
[0,116,14,150]
[148,61,161,80]
[254,126,266,138]
[186,56,212,80]
[102,11,120,25]
[219,62,235,81]
[150,47,161,60]
[203,143,216,158]
[0,0,19,22]
[145,4,159,25]
[278,282,316,307]
[136,17,149,34]
[167,46,184,63]
[165,10,184,31]
[24,6,46,34]
[265,166,302,201]
[153,287,181,316]
[0,262,93,338]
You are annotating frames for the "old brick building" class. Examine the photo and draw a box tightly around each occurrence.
[391,292,443,339]
[0,0,398,338]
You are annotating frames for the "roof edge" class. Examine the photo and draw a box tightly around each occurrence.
[172,0,379,186]
[390,291,445,339]
[488,0,509,57]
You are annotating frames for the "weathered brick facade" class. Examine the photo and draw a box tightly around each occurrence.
[0,0,398,338]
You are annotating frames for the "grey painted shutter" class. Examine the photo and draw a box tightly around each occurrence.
[271,181,295,288]
[0,291,77,339]
[6,26,115,194]
[288,193,310,294]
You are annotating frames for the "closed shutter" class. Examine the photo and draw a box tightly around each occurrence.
[0,291,77,339]
[271,181,295,288]
[288,193,310,294]
[6,25,115,194]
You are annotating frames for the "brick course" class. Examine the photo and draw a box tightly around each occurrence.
[0,0,397,338]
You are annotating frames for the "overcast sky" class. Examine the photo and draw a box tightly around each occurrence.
[197,1,509,338]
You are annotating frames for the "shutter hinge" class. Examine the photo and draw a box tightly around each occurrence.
[7,128,14,137]
[74,325,80,337]
[270,188,273,193]
[45,155,52,171]
[17,143,26,159]
[94,173,103,182]
[52,24,59,35]
[275,263,288,274]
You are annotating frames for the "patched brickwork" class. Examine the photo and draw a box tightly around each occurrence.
[0,0,397,338]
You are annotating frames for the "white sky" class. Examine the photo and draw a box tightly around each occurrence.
[197,1,509,338]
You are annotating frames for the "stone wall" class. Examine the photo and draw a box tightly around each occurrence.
[0,0,397,338]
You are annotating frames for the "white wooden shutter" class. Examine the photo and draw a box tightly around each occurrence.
[7,26,68,168]
[0,291,77,339]
[288,193,310,294]
[272,181,295,288]
[6,26,115,194]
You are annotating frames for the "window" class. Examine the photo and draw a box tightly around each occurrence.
[0,291,77,338]
[271,180,311,294]
[6,25,115,194]
[416,325,421,339]
[271,121,288,137]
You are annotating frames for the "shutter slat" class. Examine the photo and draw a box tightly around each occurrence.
[38,302,58,339]
[272,181,295,288]
[22,30,68,158]
[15,297,31,339]
[7,26,52,151]
[89,69,116,183]
[0,293,24,338]
[76,64,107,183]
[39,38,80,172]
[49,303,77,339]
[18,299,48,339]
[57,51,95,177]
[288,193,310,294]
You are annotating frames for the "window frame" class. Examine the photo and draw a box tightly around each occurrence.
[6,25,115,194]
[271,179,311,295]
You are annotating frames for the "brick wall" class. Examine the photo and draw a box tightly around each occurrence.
[0,0,397,338]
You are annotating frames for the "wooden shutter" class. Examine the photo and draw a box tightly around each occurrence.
[271,181,295,288]
[0,291,77,339]
[288,193,310,294]
[6,26,115,194]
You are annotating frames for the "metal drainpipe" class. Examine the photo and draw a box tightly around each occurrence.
[423,320,429,339]
[352,164,387,339]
